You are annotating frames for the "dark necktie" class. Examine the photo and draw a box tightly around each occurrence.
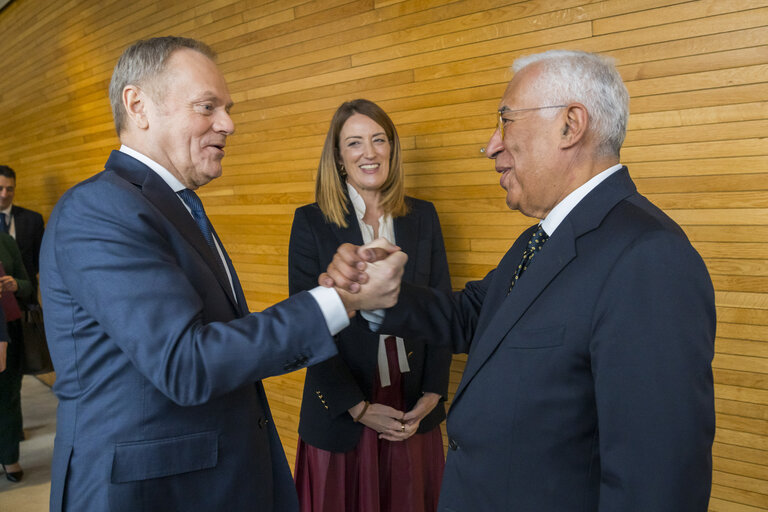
[0,213,8,233]
[508,225,548,294]
[177,189,217,255]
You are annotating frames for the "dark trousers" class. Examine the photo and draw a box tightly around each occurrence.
[0,321,24,464]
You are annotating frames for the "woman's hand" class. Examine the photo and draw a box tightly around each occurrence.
[0,275,17,293]
[401,392,441,434]
[350,401,411,442]
[0,341,8,373]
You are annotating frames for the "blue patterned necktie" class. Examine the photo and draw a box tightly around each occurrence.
[177,189,217,255]
[0,213,7,233]
[508,225,548,294]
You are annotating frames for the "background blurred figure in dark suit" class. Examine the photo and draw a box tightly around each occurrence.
[0,231,34,482]
[0,165,45,298]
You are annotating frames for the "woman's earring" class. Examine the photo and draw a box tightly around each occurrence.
[339,164,347,178]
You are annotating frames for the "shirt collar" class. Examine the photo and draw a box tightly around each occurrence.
[540,164,623,236]
[0,205,12,216]
[120,145,187,193]
[346,182,367,220]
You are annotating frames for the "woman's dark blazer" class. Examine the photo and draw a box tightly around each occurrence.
[289,196,453,452]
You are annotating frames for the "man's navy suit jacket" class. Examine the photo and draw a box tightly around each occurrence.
[386,168,716,511]
[40,151,338,511]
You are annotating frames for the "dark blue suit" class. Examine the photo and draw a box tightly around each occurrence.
[386,169,716,511]
[40,151,339,511]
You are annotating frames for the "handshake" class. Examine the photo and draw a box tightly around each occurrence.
[319,238,407,315]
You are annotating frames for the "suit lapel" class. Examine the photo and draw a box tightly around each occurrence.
[452,168,637,404]
[106,151,240,313]
[453,223,577,402]
[330,205,364,247]
[10,206,23,236]
[212,229,249,316]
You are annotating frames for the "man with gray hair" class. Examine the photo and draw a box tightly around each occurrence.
[40,36,406,512]
[325,50,716,511]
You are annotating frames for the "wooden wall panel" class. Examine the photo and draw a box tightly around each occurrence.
[1,0,765,509]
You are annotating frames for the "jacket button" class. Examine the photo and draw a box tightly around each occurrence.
[258,417,269,429]
[448,438,458,450]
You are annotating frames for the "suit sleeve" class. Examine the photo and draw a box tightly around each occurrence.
[591,231,715,511]
[51,182,339,407]
[418,203,453,397]
[3,234,33,301]
[383,269,494,355]
[288,207,365,417]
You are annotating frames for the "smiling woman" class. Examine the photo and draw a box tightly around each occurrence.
[288,99,452,512]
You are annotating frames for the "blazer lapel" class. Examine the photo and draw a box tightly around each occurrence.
[106,151,239,312]
[452,167,637,404]
[330,204,364,247]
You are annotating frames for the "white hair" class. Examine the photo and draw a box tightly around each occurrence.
[512,50,629,157]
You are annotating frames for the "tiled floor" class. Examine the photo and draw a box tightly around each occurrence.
[0,375,57,511]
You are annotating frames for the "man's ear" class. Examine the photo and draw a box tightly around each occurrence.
[560,103,588,149]
[122,85,150,130]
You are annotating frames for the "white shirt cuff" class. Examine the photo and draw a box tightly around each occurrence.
[308,286,350,336]
[360,309,385,332]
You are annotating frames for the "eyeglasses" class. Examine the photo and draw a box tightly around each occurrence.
[496,105,567,138]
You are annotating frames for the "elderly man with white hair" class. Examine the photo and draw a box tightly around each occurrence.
[325,50,716,511]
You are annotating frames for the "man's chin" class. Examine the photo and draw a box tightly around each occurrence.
[193,166,223,188]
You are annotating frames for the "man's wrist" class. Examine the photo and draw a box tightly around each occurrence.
[307,286,350,335]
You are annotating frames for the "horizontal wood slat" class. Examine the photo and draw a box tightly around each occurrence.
[1,1,766,509]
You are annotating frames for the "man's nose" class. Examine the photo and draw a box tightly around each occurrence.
[216,111,235,135]
[485,128,504,159]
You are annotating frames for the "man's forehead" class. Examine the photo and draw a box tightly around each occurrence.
[499,69,537,109]
[161,50,232,102]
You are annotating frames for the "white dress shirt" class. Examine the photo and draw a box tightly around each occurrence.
[348,183,410,387]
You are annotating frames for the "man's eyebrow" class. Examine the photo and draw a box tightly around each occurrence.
[499,106,510,114]
[193,92,234,113]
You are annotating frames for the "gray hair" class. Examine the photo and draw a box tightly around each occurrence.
[512,50,629,157]
[108,36,216,136]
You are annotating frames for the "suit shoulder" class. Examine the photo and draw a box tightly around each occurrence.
[404,196,437,215]
[615,194,687,239]
[601,194,702,266]
[295,202,322,216]
[51,170,145,222]
[12,205,43,221]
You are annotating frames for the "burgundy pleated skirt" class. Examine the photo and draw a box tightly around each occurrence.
[295,337,445,512]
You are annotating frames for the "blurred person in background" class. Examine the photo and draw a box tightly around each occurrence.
[0,231,34,482]
[0,165,45,297]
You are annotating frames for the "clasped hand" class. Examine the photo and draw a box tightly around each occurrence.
[0,276,17,293]
[321,238,406,314]
[354,392,442,442]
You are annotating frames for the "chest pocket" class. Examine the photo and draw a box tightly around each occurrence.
[503,324,565,349]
